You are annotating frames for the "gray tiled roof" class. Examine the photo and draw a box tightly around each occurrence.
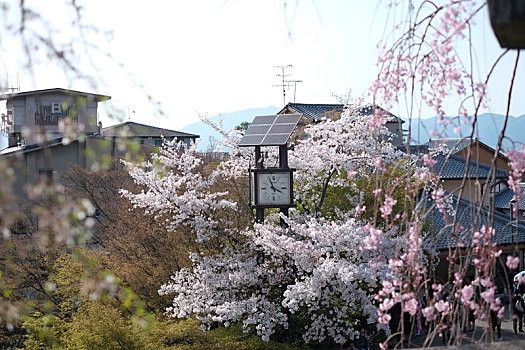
[357,105,403,123]
[433,153,507,179]
[0,136,66,156]
[102,121,199,139]
[283,103,343,122]
[427,138,473,153]
[495,186,525,210]
[399,144,429,155]
[282,103,403,123]
[425,195,525,250]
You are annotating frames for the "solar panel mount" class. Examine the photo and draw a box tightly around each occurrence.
[238,113,302,147]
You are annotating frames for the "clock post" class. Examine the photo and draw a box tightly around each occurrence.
[254,145,264,223]
[278,144,289,227]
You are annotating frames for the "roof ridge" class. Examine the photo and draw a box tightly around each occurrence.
[0,88,111,101]
[429,137,471,141]
[450,153,507,174]
[101,121,199,137]
[288,102,343,107]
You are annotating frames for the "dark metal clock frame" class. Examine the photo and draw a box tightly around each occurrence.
[251,144,295,223]
[250,166,295,209]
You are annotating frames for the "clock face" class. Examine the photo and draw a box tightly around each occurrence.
[257,172,291,205]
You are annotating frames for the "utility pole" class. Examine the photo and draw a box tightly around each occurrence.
[273,65,293,106]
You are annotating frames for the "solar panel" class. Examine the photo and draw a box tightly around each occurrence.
[238,113,302,147]
[275,114,301,124]
[239,135,265,145]
[247,125,271,134]
[252,115,277,125]
[269,124,296,134]
[262,134,290,145]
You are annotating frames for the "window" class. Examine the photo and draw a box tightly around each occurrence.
[154,139,163,147]
[492,180,508,194]
[52,102,62,114]
[10,217,29,237]
[34,102,77,125]
[38,168,54,183]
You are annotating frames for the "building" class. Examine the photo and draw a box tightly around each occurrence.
[421,138,525,280]
[278,102,405,147]
[0,135,113,197]
[494,184,525,220]
[427,137,510,172]
[101,121,198,149]
[0,88,110,147]
[432,152,508,205]
[0,88,199,199]
[426,194,525,284]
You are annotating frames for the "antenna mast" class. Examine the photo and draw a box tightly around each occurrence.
[4,73,20,93]
[273,65,293,106]
[122,107,135,120]
[286,80,303,103]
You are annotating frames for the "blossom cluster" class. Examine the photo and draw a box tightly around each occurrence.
[120,140,236,241]
[371,0,485,124]
[507,145,525,210]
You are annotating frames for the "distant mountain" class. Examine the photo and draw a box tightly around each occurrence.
[182,106,279,151]
[405,113,525,151]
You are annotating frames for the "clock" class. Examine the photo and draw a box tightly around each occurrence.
[252,170,293,207]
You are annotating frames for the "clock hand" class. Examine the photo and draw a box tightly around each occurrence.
[268,177,283,193]
[272,185,283,193]
[268,177,276,190]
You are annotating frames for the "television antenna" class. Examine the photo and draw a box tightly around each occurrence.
[3,73,20,93]
[124,107,135,120]
[286,80,303,103]
[115,107,135,120]
[273,65,293,106]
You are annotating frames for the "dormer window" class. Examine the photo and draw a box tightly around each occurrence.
[492,180,508,194]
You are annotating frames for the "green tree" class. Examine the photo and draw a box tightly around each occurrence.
[234,121,250,135]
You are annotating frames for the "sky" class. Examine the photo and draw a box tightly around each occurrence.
[1,0,524,132]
